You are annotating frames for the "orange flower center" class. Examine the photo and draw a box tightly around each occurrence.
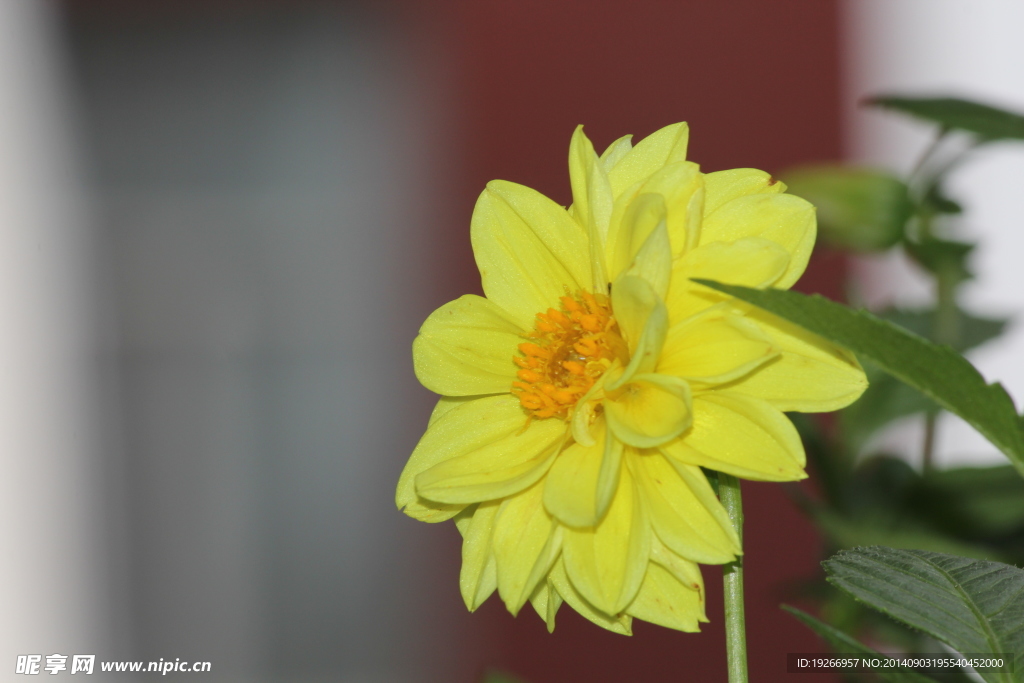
[512,291,625,420]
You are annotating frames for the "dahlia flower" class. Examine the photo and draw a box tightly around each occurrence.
[396,123,867,634]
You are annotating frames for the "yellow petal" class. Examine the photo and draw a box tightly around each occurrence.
[604,180,643,278]
[562,463,650,614]
[606,122,689,198]
[458,502,499,611]
[569,125,598,231]
[471,180,592,328]
[548,559,633,635]
[605,373,692,449]
[607,164,703,283]
[633,452,739,563]
[666,236,790,323]
[427,396,482,426]
[453,505,474,535]
[491,481,561,614]
[699,193,815,289]
[413,295,525,396]
[626,562,705,632]
[621,213,672,302]
[650,534,706,596]
[568,128,614,235]
[594,440,625,527]
[398,396,528,522]
[544,437,602,527]
[568,126,612,286]
[634,161,704,255]
[703,167,786,216]
[664,392,807,481]
[543,419,623,528]
[599,134,633,171]
[570,373,608,448]
[609,275,667,382]
[607,192,667,284]
[415,416,565,504]
[529,579,563,633]
[659,306,778,384]
[398,497,464,524]
[723,308,868,412]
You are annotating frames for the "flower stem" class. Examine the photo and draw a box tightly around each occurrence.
[720,473,748,683]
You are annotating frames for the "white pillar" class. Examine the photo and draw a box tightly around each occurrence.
[845,0,1024,466]
[0,0,105,670]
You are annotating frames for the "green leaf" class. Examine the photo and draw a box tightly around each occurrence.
[844,456,924,517]
[783,166,912,251]
[809,456,1020,562]
[814,510,1002,563]
[788,412,851,511]
[784,605,941,683]
[841,368,938,453]
[878,308,1008,354]
[824,547,1024,683]
[809,456,1003,561]
[923,183,963,215]
[922,466,1024,538]
[868,96,1024,141]
[694,281,1024,480]
[905,239,974,284]
[840,310,1007,449]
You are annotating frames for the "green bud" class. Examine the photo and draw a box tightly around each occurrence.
[783,166,912,252]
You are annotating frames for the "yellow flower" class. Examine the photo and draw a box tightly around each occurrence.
[396,123,867,634]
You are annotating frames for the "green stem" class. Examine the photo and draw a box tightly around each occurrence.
[720,473,748,683]
[933,264,960,347]
[923,262,960,471]
[921,412,938,472]
[907,128,948,187]
[910,132,964,472]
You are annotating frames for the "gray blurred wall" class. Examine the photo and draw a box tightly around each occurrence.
[66,4,460,681]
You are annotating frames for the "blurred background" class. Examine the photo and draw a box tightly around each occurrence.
[2,0,1022,681]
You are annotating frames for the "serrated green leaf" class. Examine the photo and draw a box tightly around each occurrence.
[783,166,912,251]
[784,605,941,683]
[824,547,1024,683]
[694,281,1024,479]
[811,588,981,680]
[868,96,1024,141]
